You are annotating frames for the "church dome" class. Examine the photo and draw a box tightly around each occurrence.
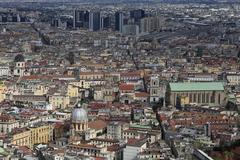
[14,54,25,62]
[71,107,88,122]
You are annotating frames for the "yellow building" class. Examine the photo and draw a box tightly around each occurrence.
[70,81,90,89]
[67,84,79,97]
[49,93,70,109]
[181,95,189,105]
[11,124,53,149]
[34,84,48,95]
[30,124,53,147]
[206,66,221,74]
[79,72,104,80]
[11,129,31,148]
[0,81,6,102]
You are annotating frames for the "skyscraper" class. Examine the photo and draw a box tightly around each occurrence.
[73,10,89,29]
[130,9,145,21]
[89,12,101,31]
[101,16,111,29]
[130,9,145,25]
[83,11,89,28]
[115,12,123,33]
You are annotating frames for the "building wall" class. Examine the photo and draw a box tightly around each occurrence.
[11,130,31,148]
[67,84,79,98]
[107,123,122,140]
[123,144,146,160]
[149,76,161,103]
[0,82,6,102]
[30,124,53,148]
[181,96,189,105]
[140,17,165,33]
[49,94,70,109]
[34,85,48,96]
[79,73,104,81]
[226,74,240,85]
[170,90,225,106]
[0,121,19,134]
[13,62,26,77]
[0,66,10,77]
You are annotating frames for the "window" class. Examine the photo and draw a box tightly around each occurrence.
[193,94,196,102]
[202,93,205,103]
[218,93,221,104]
[198,93,201,103]
[153,90,156,94]
[206,93,209,103]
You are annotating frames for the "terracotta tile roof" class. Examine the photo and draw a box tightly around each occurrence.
[0,114,15,121]
[135,92,149,97]
[21,75,52,80]
[88,120,107,130]
[119,83,134,91]
[18,146,33,155]
[127,138,147,147]
[80,72,104,75]
[121,71,142,77]
[107,144,121,152]
[54,123,64,129]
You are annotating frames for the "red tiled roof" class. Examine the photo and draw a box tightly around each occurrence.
[88,120,107,130]
[107,144,121,152]
[121,71,141,77]
[18,146,32,155]
[0,114,15,121]
[135,92,149,97]
[21,75,52,80]
[119,84,134,91]
[127,138,140,145]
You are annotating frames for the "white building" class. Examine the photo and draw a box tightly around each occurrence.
[122,25,139,36]
[149,76,162,103]
[107,121,127,140]
[0,66,11,77]
[123,138,147,160]
[13,54,27,77]
[0,115,19,134]
[226,72,240,85]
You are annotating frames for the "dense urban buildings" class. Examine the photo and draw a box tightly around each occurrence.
[0,0,239,160]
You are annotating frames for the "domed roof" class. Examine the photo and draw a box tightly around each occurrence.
[71,107,88,122]
[14,54,25,62]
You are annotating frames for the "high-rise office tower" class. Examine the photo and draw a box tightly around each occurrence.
[89,12,101,31]
[115,12,123,33]
[73,10,81,28]
[2,15,7,22]
[12,15,18,22]
[73,10,89,29]
[101,16,111,29]
[83,11,89,28]
[130,9,145,24]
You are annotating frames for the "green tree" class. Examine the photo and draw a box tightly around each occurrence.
[176,96,182,110]
[165,83,171,106]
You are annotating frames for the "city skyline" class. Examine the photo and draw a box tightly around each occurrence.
[0,0,239,160]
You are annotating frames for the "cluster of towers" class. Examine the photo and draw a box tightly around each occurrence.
[72,9,145,32]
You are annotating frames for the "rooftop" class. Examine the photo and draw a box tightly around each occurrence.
[169,82,224,92]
